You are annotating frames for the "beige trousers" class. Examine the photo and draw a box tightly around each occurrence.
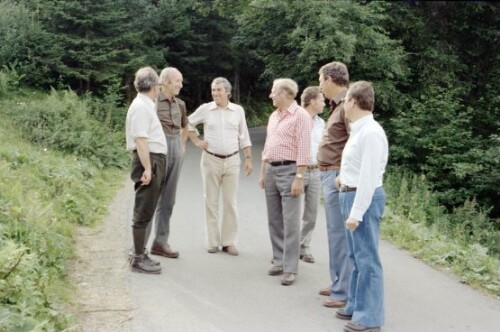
[201,152,240,248]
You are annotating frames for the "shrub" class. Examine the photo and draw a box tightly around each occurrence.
[7,89,129,168]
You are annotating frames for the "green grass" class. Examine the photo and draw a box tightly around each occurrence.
[383,167,500,296]
[0,93,125,331]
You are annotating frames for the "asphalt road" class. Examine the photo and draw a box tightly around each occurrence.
[126,127,500,332]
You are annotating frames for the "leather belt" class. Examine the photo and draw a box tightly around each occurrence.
[340,185,357,192]
[318,164,339,171]
[269,160,295,166]
[307,165,319,170]
[205,150,239,159]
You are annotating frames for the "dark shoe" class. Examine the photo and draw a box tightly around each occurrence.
[319,287,331,296]
[207,246,218,253]
[324,299,346,308]
[344,321,380,332]
[130,255,161,274]
[222,245,239,256]
[143,251,160,266]
[281,272,296,285]
[151,243,179,258]
[300,254,315,263]
[336,308,353,320]
[268,266,283,276]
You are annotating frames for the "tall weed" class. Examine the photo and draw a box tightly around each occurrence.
[384,167,500,295]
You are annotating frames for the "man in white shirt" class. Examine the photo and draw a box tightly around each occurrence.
[299,86,326,264]
[336,81,388,332]
[188,77,252,255]
[125,67,168,274]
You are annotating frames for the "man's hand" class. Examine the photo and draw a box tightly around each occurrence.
[244,159,253,176]
[291,178,304,197]
[346,218,359,231]
[335,175,341,190]
[141,167,152,186]
[195,140,208,150]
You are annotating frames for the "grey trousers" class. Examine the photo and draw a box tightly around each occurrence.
[300,169,321,255]
[264,163,301,274]
[146,135,183,246]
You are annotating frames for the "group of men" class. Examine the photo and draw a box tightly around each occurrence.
[125,61,388,332]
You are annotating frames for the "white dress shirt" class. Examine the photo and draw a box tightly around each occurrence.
[340,114,388,221]
[126,93,167,154]
[188,101,252,155]
[310,115,326,165]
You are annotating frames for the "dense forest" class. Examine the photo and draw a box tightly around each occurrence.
[1,1,499,329]
[2,0,498,219]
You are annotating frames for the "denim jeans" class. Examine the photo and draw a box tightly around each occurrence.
[340,187,386,327]
[321,169,352,301]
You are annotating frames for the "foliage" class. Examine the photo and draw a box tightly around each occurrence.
[0,112,125,331]
[383,167,500,295]
[5,88,129,168]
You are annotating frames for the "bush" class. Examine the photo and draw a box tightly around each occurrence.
[7,89,128,168]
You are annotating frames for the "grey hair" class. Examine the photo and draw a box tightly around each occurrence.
[212,77,232,97]
[273,78,298,98]
[134,67,158,92]
[159,67,181,84]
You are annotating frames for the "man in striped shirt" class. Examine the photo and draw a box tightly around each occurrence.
[259,78,312,286]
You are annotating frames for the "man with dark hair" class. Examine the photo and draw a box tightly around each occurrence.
[188,77,252,256]
[125,67,167,274]
[316,61,353,307]
[298,86,326,264]
[336,81,388,332]
[146,67,187,259]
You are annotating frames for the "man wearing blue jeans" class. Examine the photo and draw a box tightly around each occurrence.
[316,62,352,308]
[337,81,388,332]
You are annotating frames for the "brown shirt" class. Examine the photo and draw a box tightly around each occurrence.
[156,91,188,136]
[316,90,349,167]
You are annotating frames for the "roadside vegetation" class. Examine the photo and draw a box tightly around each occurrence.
[0,0,499,330]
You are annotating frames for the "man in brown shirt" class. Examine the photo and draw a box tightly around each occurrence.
[316,62,353,308]
[146,67,188,259]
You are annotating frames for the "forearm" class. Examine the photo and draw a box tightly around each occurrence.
[135,138,151,171]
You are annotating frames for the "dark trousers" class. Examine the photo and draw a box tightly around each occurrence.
[130,152,166,229]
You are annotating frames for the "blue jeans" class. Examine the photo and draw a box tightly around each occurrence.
[321,169,352,301]
[340,187,386,327]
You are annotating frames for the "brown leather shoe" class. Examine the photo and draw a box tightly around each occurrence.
[319,287,331,296]
[268,266,283,276]
[323,299,346,308]
[151,243,179,258]
[281,272,296,285]
[300,254,315,263]
[344,321,380,332]
[336,308,353,320]
[207,246,218,253]
[222,245,239,256]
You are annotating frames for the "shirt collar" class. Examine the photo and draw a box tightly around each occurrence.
[283,101,299,114]
[329,90,347,109]
[350,113,374,134]
[137,93,156,108]
[207,101,237,111]
[158,90,176,103]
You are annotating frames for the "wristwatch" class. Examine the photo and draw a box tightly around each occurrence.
[295,173,304,179]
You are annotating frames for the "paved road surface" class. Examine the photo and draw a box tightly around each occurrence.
[124,127,500,332]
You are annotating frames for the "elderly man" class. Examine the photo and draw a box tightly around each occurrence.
[146,67,187,259]
[125,67,167,274]
[336,81,388,332]
[317,61,353,307]
[259,78,311,286]
[188,77,252,256]
[299,86,326,264]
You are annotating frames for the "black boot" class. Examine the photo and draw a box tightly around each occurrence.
[131,254,161,274]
